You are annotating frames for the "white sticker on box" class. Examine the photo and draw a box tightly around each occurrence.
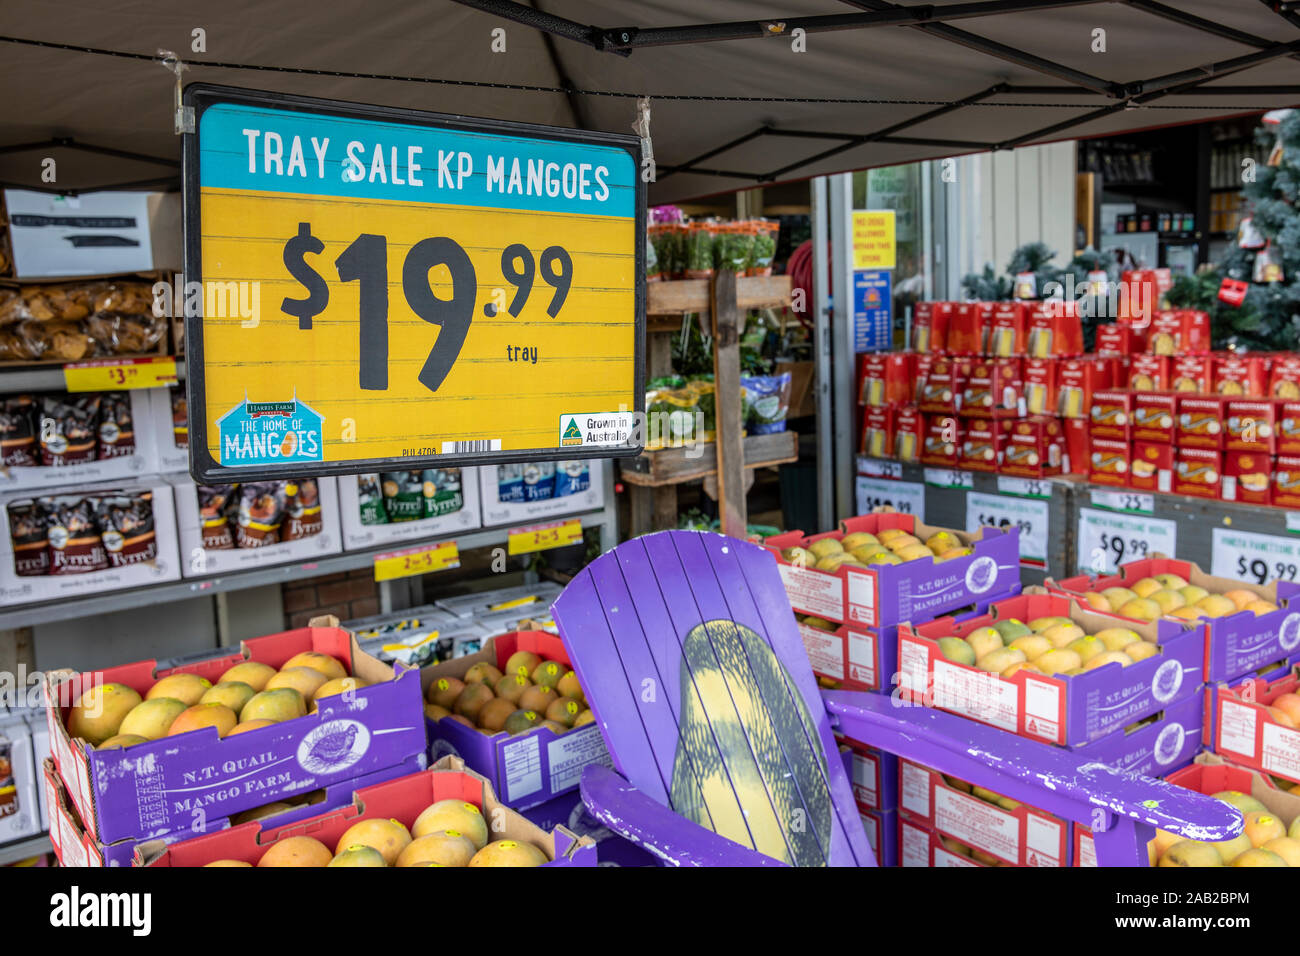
[1261,722,1300,780]
[1025,814,1062,868]
[859,812,880,856]
[847,629,876,687]
[935,846,980,867]
[546,726,612,794]
[798,624,844,680]
[846,571,878,626]
[932,659,1018,731]
[1077,831,1097,868]
[900,761,931,817]
[778,563,844,620]
[935,788,1019,862]
[502,734,542,802]
[899,638,930,700]
[1023,678,1061,742]
[851,752,879,808]
[1219,700,1258,758]
[1211,527,1300,586]
[900,819,929,868]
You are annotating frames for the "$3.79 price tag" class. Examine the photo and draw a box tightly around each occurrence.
[1076,507,1177,575]
[1211,527,1300,585]
[507,518,583,556]
[63,356,177,392]
[374,540,460,582]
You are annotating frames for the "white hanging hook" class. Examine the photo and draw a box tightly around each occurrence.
[633,96,655,183]
[159,50,193,134]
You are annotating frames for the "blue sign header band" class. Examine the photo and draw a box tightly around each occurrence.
[199,103,636,218]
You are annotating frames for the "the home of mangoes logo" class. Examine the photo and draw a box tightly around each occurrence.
[217,395,324,466]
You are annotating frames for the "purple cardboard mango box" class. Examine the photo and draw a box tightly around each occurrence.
[42,617,427,845]
[422,630,612,811]
[1064,690,1204,780]
[43,753,425,867]
[765,514,1020,629]
[1049,557,1300,683]
[898,592,1202,747]
[520,790,659,867]
[857,808,899,867]
[837,737,899,812]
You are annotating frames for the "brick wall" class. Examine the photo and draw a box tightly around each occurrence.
[282,569,380,629]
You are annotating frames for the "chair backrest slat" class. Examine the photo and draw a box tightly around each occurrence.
[554,531,873,867]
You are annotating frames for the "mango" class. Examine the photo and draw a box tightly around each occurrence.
[265,666,329,701]
[1082,592,1112,612]
[335,818,412,865]
[1213,791,1268,815]
[1095,627,1141,651]
[328,845,388,867]
[518,684,557,714]
[1124,641,1159,663]
[493,673,531,704]
[424,703,451,721]
[228,718,277,735]
[1007,635,1050,661]
[463,662,504,686]
[1066,635,1106,665]
[865,551,903,566]
[539,719,569,734]
[282,651,347,681]
[67,682,143,746]
[146,673,211,707]
[1222,589,1259,611]
[476,697,517,733]
[167,703,237,738]
[992,619,1031,642]
[1195,594,1238,618]
[937,637,976,666]
[428,676,465,709]
[314,676,370,702]
[218,661,276,691]
[1100,587,1138,611]
[1083,651,1132,671]
[1036,649,1082,676]
[1245,600,1278,616]
[531,660,569,689]
[545,696,584,727]
[555,670,584,703]
[965,627,1003,659]
[239,688,307,724]
[200,681,256,714]
[1148,589,1186,613]
[1178,585,1210,605]
[396,830,477,867]
[1154,573,1188,590]
[413,799,489,848]
[1041,623,1085,648]
[455,682,496,722]
[1130,577,1163,598]
[118,698,188,740]
[1243,812,1285,847]
[1159,840,1223,866]
[204,860,252,867]
[1229,848,1287,867]
[1261,837,1300,866]
[258,836,332,867]
[504,651,541,679]
[839,532,880,551]
[1118,598,1161,623]
[807,538,844,559]
[1028,616,1072,633]
[504,709,543,735]
[97,733,149,750]
[573,709,596,728]
[469,840,546,867]
[975,647,1025,673]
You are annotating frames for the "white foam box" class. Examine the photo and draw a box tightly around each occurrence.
[0,479,181,607]
[169,475,342,577]
[337,470,482,551]
[478,460,606,527]
[0,389,159,492]
[0,716,40,843]
[147,385,188,473]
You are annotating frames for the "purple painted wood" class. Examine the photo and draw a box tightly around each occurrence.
[579,764,785,867]
[823,691,1242,843]
[681,531,870,866]
[1094,818,1158,867]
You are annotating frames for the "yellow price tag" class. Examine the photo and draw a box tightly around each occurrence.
[507,519,583,556]
[63,356,177,393]
[373,540,459,582]
[184,87,644,483]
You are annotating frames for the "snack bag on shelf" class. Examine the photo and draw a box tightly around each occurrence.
[234,482,286,548]
[554,461,590,497]
[7,501,49,576]
[198,485,237,549]
[96,493,158,568]
[0,396,37,467]
[48,496,108,574]
[357,475,388,525]
[39,394,99,466]
[282,479,323,540]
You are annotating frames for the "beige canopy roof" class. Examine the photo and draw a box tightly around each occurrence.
[1,0,1297,203]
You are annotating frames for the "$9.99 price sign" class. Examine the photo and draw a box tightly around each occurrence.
[1076,507,1177,575]
[183,85,644,482]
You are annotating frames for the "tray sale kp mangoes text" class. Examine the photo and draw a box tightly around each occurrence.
[182,85,645,484]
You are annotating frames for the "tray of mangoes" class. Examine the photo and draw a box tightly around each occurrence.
[424,649,595,737]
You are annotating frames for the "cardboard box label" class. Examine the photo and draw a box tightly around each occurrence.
[1219,700,1256,758]
[846,572,878,626]
[798,623,843,679]
[545,727,611,794]
[1262,722,1300,779]
[900,760,930,817]
[778,564,844,621]
[502,734,543,802]
[1075,508,1177,575]
[847,629,876,686]
[1210,528,1300,590]
[932,658,1018,731]
[935,787,1020,862]
[901,819,930,867]
[850,751,879,808]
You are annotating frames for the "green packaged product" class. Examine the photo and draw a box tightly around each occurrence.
[423,468,464,518]
[380,472,424,521]
[357,475,388,525]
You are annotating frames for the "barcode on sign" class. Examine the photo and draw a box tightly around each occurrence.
[441,439,502,454]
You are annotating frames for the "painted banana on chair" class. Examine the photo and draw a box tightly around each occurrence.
[670,620,833,866]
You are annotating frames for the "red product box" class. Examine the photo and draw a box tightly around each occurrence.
[1172,355,1213,394]
[1129,354,1169,392]
[1022,357,1058,416]
[1149,310,1211,356]
[912,301,951,354]
[1057,356,1112,419]
[1214,353,1267,397]
[1132,392,1177,444]
[900,817,997,868]
[1269,355,1300,399]
[838,738,900,813]
[861,403,895,459]
[898,760,1068,867]
[1222,451,1272,505]
[1026,301,1083,358]
[1173,447,1222,499]
[860,352,915,407]
[918,358,969,415]
[894,404,923,462]
[1129,441,1173,494]
[1279,401,1300,455]
[1089,389,1133,441]
[1087,437,1130,487]
[1176,395,1226,449]
[1225,399,1277,453]
[987,302,1027,357]
[920,414,960,466]
[948,302,992,355]
[913,353,937,403]
[1211,667,1300,787]
[958,419,1002,472]
[960,359,1020,418]
[1118,270,1159,330]
[1094,324,1134,356]
[1273,455,1300,507]
[999,415,1063,478]
[799,619,890,693]
[1063,418,1088,475]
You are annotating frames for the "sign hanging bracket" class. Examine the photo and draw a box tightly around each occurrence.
[159,51,193,134]
[632,96,654,182]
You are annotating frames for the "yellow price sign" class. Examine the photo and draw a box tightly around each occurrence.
[183,85,645,483]
[507,519,583,556]
[63,356,177,393]
[852,211,896,270]
[373,540,460,582]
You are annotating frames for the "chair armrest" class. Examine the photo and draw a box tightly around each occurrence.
[579,764,786,867]
[823,690,1241,842]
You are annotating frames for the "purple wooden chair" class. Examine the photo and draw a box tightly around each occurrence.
[551,531,1239,867]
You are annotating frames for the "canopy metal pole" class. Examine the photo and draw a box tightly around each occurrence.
[811,176,834,532]
[829,173,857,523]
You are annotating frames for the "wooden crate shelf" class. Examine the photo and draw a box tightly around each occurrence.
[620,431,798,488]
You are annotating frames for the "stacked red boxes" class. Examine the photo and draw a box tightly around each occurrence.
[1057,356,1112,419]
[861,404,896,459]
[998,416,1063,478]
[958,418,1002,472]
[859,352,915,407]
[920,414,960,466]
[1213,353,1267,397]
[987,302,1027,357]
[960,358,1020,418]
[1022,358,1058,417]
[1129,354,1169,391]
